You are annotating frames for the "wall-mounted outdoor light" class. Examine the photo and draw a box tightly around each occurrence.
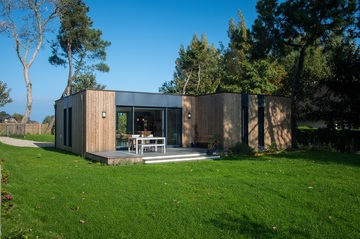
[188,112,192,119]
[102,111,106,118]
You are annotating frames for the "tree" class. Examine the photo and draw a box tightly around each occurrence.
[160,33,221,95]
[252,0,358,147]
[71,73,106,93]
[219,10,286,95]
[0,0,59,123]
[0,81,12,107]
[42,115,54,124]
[310,39,360,129]
[0,111,11,122]
[12,113,24,123]
[159,80,178,94]
[219,10,252,93]
[49,0,111,97]
[46,0,110,134]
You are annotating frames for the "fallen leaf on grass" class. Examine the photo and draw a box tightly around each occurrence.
[70,206,79,211]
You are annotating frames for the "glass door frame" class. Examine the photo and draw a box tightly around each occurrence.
[116,106,182,148]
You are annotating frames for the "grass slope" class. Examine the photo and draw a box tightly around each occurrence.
[9,134,55,142]
[1,143,360,238]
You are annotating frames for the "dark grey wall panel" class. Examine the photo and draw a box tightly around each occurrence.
[116,91,182,108]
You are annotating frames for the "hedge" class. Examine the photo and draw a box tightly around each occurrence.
[297,127,360,152]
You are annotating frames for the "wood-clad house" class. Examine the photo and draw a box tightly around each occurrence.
[55,90,291,156]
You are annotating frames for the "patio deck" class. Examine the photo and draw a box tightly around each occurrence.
[86,148,220,165]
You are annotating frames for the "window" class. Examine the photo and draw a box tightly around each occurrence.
[241,94,249,145]
[258,95,265,150]
[242,107,249,145]
[68,107,72,147]
[63,109,67,146]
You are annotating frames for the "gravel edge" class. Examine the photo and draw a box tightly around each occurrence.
[0,136,54,148]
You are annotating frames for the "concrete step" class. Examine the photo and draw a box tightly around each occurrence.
[143,154,220,164]
[143,152,207,160]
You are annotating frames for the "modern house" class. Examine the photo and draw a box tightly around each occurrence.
[55,90,291,160]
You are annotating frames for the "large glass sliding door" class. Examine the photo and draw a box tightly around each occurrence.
[116,107,133,134]
[116,106,182,148]
[134,108,163,137]
[167,109,181,146]
[116,107,133,148]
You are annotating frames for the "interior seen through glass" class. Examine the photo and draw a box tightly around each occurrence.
[116,107,181,148]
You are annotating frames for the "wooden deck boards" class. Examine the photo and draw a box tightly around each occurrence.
[86,148,218,165]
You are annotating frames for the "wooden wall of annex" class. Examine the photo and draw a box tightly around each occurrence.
[55,90,116,155]
[55,98,65,151]
[55,91,87,155]
[264,96,291,149]
[85,90,116,153]
[182,95,196,148]
[182,93,291,151]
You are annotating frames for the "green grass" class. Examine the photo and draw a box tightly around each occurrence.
[9,134,55,142]
[1,143,360,239]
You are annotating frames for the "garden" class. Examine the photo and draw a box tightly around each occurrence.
[1,138,359,238]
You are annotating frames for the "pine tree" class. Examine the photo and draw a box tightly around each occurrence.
[0,81,12,107]
[252,0,357,147]
[49,0,111,97]
[161,33,221,95]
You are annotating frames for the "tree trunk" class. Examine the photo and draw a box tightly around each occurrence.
[291,46,306,148]
[45,116,55,134]
[182,70,193,95]
[21,66,32,123]
[63,40,74,97]
[196,64,201,93]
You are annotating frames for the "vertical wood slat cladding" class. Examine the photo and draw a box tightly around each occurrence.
[248,95,259,149]
[55,90,291,155]
[264,96,291,149]
[221,93,242,150]
[55,99,64,150]
[184,93,291,151]
[196,94,223,138]
[182,96,196,147]
[85,90,116,152]
[71,92,86,155]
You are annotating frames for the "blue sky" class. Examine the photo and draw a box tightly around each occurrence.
[0,0,258,122]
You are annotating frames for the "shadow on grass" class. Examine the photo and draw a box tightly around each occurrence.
[38,146,108,165]
[207,213,310,238]
[267,150,360,167]
[34,142,55,148]
[37,146,81,157]
[220,150,360,167]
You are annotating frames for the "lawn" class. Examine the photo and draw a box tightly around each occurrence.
[1,142,359,239]
[9,134,55,142]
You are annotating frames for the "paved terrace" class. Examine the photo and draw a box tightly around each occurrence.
[86,148,221,165]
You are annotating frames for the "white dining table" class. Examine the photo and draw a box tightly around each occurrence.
[127,137,166,154]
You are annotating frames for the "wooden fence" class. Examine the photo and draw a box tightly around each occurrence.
[0,123,50,135]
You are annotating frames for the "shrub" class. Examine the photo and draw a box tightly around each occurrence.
[297,127,360,153]
[1,159,16,217]
[266,141,278,152]
[1,189,15,216]
[228,142,255,156]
